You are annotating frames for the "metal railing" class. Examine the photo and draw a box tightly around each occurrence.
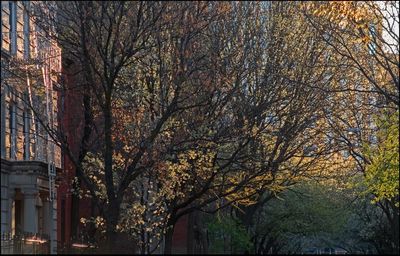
[1,232,50,254]
[2,30,62,74]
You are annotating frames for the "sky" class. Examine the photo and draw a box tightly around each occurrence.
[379,1,399,53]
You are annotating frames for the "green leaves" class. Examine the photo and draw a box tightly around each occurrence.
[207,214,252,254]
[363,110,399,207]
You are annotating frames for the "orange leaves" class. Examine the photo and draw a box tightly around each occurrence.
[214,2,233,19]
[307,1,375,29]
[154,148,217,201]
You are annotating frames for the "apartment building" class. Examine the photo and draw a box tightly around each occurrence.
[1,1,61,253]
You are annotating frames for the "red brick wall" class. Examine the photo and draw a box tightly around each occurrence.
[57,61,93,246]
[172,214,189,254]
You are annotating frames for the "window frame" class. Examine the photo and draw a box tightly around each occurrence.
[9,100,17,159]
[9,1,17,55]
[23,108,30,160]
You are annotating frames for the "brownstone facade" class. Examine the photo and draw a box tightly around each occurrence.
[1,1,61,253]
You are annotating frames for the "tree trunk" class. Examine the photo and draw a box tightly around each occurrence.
[70,186,80,241]
[70,168,82,239]
[380,199,400,254]
[164,220,176,254]
[393,214,399,253]
[140,228,146,254]
[187,213,194,254]
[103,91,119,253]
[105,200,120,253]
[389,201,399,254]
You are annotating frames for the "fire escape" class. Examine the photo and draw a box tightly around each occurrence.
[2,13,62,252]
[5,27,62,168]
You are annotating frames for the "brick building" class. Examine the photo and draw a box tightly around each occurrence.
[1,2,211,254]
[56,56,95,249]
[1,1,61,253]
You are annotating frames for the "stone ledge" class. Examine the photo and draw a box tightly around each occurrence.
[0,158,62,178]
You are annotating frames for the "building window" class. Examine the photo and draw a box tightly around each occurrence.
[23,109,30,160]
[34,116,41,160]
[23,3,30,59]
[36,197,44,235]
[11,199,23,236]
[35,117,43,161]
[1,1,11,52]
[9,102,17,159]
[368,23,377,55]
[9,1,17,55]
[0,87,5,158]
[16,2,24,57]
